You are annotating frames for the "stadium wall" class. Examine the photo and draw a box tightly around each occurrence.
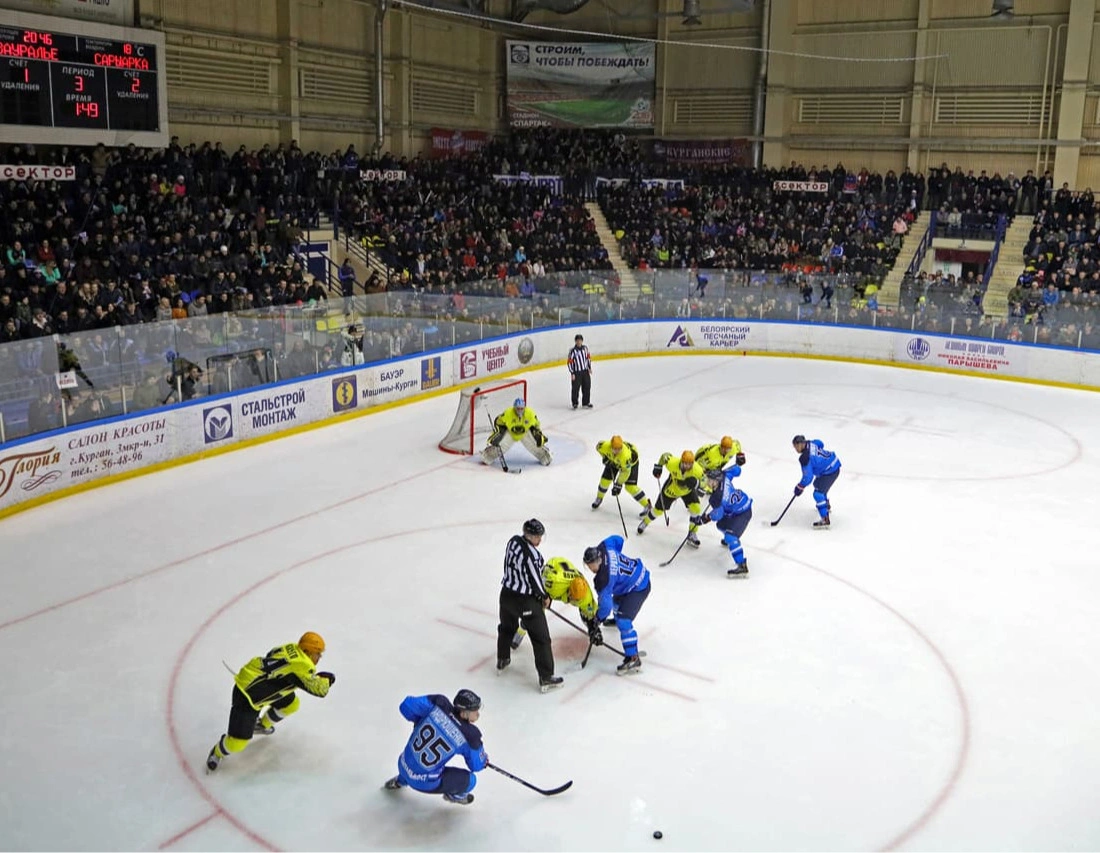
[2,320,1098,518]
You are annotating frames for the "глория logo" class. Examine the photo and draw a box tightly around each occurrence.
[0,447,62,499]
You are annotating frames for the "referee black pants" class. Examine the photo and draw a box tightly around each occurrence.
[571,371,591,407]
[497,588,555,679]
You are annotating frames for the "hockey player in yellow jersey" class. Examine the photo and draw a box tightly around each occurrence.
[638,450,707,547]
[695,436,746,493]
[481,397,551,467]
[512,557,603,649]
[206,631,335,772]
[591,435,652,514]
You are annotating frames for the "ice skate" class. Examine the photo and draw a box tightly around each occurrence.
[538,675,564,693]
[813,515,831,529]
[384,776,406,791]
[254,719,275,735]
[443,792,474,805]
[591,497,602,510]
[686,531,701,548]
[205,748,221,773]
[616,655,642,676]
[727,560,749,579]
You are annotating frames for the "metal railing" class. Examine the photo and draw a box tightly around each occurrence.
[2,268,1098,444]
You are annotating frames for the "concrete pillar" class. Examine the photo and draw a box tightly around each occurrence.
[275,0,301,144]
[655,0,672,135]
[1053,0,1095,187]
[761,0,794,168]
[388,9,412,155]
[906,0,931,172]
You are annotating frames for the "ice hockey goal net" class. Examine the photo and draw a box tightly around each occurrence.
[438,380,528,455]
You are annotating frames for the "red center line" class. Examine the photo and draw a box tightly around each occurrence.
[435,618,496,641]
[466,653,496,674]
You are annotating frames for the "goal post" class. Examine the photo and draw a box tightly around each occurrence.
[439,379,528,455]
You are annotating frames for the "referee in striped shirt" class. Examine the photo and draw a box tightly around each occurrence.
[496,518,562,691]
[568,334,593,409]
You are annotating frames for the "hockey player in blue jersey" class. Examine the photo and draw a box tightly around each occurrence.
[384,689,487,805]
[582,535,652,675]
[792,435,841,528]
[693,468,753,578]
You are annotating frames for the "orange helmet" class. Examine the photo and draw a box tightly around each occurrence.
[610,435,624,451]
[680,450,695,468]
[720,436,734,451]
[298,632,325,657]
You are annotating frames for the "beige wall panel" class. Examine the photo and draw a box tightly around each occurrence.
[661,38,759,90]
[150,0,280,39]
[168,117,281,149]
[930,0,1068,20]
[921,151,1039,174]
[298,126,372,154]
[522,0,658,37]
[666,4,762,34]
[789,31,917,89]
[930,27,1052,88]
[297,0,373,54]
[298,48,374,119]
[796,0,918,25]
[409,12,486,72]
[783,147,907,172]
[1076,153,1100,186]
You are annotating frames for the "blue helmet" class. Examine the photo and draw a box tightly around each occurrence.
[513,398,526,409]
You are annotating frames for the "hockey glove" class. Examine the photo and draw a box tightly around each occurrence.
[651,464,663,479]
[531,427,547,446]
[793,484,805,496]
[611,482,623,496]
[319,672,336,685]
[584,619,604,646]
[735,452,746,466]
[690,514,710,526]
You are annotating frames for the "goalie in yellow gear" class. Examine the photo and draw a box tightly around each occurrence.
[696,436,746,493]
[592,435,652,514]
[480,397,552,467]
[512,557,599,649]
[638,450,707,548]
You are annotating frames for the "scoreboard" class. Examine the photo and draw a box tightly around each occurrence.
[0,9,168,147]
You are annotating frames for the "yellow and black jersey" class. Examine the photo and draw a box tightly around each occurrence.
[695,441,740,474]
[596,439,639,476]
[659,455,707,497]
[542,557,597,620]
[234,642,331,709]
[493,407,541,437]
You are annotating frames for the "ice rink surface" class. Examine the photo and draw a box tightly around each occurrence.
[2,354,1099,852]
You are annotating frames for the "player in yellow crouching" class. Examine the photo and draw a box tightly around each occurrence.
[638,450,707,547]
[512,557,603,649]
[695,436,745,491]
[481,397,551,467]
[206,631,335,772]
[591,435,652,514]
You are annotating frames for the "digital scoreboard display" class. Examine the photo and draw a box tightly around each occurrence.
[0,10,168,146]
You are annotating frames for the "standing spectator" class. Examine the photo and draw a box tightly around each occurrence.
[338,258,356,312]
[567,333,593,409]
[383,689,487,806]
[495,518,562,692]
[582,534,652,675]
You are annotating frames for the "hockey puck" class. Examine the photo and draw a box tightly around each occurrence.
[653,831,663,839]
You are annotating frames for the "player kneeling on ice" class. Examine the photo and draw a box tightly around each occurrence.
[481,397,551,467]
[206,631,334,772]
[791,435,841,528]
[582,536,652,675]
[591,434,652,514]
[694,468,753,578]
[384,689,487,806]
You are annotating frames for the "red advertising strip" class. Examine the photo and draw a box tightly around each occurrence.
[430,128,490,158]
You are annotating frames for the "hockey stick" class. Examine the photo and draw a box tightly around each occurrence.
[659,532,692,567]
[615,493,628,539]
[769,495,797,527]
[487,762,572,796]
[655,473,669,526]
[485,410,521,474]
[581,641,595,669]
[546,605,644,659]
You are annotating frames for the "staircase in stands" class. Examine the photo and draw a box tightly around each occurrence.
[585,202,641,301]
[978,216,1033,319]
[876,209,931,310]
